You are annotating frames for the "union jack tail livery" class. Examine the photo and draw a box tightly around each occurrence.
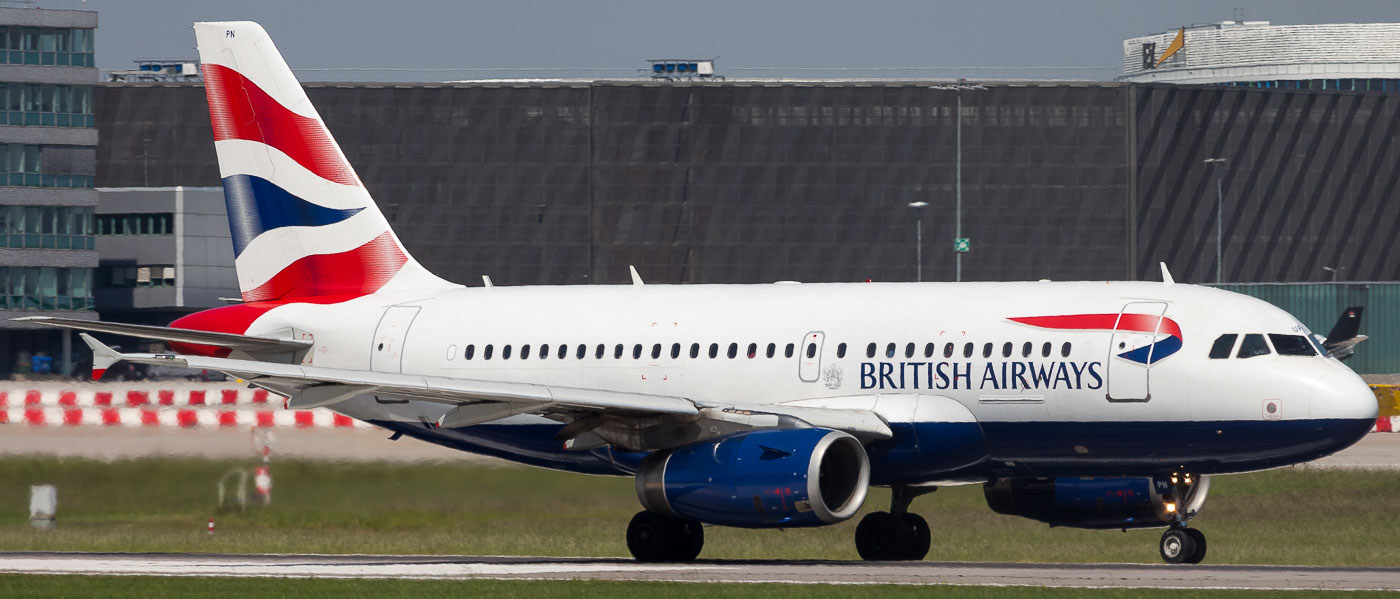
[193,22,450,303]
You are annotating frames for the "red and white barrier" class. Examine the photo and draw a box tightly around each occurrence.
[1377,416,1399,433]
[0,383,370,429]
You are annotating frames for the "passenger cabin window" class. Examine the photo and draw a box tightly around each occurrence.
[747,343,757,358]
[885,343,896,358]
[520,344,531,359]
[982,343,993,358]
[559,344,568,359]
[1237,334,1271,359]
[1022,342,1032,358]
[709,343,719,359]
[924,343,934,358]
[651,343,661,359]
[904,342,915,358]
[1208,334,1238,359]
[671,343,681,359]
[690,343,699,359]
[944,343,954,358]
[785,343,794,358]
[502,345,513,360]
[1269,334,1317,356]
[806,343,817,359]
[727,343,738,359]
[633,344,643,359]
[484,344,493,360]
[963,342,974,358]
[1001,342,1012,357]
[614,344,624,359]
[837,343,847,358]
[576,344,586,359]
[539,344,549,359]
[595,344,605,359]
[1041,342,1051,358]
[866,343,876,358]
[465,344,475,360]
[446,345,457,360]
[766,342,775,358]
[1060,342,1071,357]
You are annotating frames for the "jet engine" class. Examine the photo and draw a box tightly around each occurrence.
[984,475,1210,529]
[635,428,870,528]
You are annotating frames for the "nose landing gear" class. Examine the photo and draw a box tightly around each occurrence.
[854,485,934,561]
[1157,471,1208,564]
[1160,526,1207,564]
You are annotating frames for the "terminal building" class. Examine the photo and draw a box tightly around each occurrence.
[0,6,97,377]
[1120,20,1400,89]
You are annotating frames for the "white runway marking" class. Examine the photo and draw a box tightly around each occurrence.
[1,552,1397,590]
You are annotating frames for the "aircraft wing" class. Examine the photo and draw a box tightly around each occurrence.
[16,316,311,356]
[80,333,697,423]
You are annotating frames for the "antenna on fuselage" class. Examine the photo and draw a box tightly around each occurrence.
[629,265,645,286]
[481,275,493,288]
[1160,262,1175,287]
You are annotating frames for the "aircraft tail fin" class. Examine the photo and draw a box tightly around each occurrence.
[1324,306,1364,346]
[193,21,452,303]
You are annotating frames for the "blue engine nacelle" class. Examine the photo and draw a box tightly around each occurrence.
[984,476,1210,529]
[635,428,870,528]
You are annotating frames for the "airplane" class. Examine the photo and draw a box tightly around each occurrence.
[21,21,1377,565]
[1321,306,1367,361]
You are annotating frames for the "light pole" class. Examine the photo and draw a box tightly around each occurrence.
[930,82,985,281]
[908,201,928,282]
[1204,157,1228,283]
[1323,266,1346,282]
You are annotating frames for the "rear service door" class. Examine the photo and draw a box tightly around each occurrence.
[798,331,825,382]
[1106,302,1168,402]
[371,306,421,373]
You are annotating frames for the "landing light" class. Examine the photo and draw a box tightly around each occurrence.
[1165,502,1178,513]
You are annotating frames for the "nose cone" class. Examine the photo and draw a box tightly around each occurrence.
[1310,368,1379,421]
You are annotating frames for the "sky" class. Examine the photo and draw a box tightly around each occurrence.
[31,0,1400,81]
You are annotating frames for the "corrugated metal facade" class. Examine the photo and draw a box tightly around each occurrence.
[1215,283,1400,374]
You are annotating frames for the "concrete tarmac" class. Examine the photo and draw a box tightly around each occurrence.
[0,552,1396,590]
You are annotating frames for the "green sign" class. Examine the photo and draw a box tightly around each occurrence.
[954,238,971,253]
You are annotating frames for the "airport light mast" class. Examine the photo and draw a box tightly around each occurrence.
[1204,157,1228,283]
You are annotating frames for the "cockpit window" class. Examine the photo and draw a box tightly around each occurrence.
[1308,335,1330,358]
[1269,334,1317,356]
[1237,334,1271,359]
[1208,334,1237,359]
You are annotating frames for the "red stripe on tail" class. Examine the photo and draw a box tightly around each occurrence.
[241,231,407,302]
[202,63,359,187]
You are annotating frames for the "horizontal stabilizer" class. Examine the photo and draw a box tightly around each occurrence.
[15,316,312,355]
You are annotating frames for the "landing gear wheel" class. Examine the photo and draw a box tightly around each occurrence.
[855,511,930,561]
[626,511,704,562]
[1159,528,1198,564]
[1183,528,1207,564]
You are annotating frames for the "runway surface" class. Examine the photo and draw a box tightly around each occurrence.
[2,552,1398,590]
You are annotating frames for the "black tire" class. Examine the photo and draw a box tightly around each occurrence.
[1159,528,1197,564]
[900,513,931,561]
[1183,528,1207,564]
[627,511,673,562]
[855,511,898,561]
[669,518,705,562]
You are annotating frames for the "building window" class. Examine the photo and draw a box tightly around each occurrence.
[97,265,175,288]
[0,26,95,68]
[0,83,95,128]
[0,144,94,188]
[0,266,92,310]
[96,213,174,236]
[0,205,94,249]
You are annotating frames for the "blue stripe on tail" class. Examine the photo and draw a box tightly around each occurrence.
[221,174,364,256]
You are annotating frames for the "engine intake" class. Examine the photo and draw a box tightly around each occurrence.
[984,476,1210,529]
[636,428,870,528]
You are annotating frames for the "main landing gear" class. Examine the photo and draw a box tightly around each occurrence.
[854,485,934,561]
[626,511,704,562]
